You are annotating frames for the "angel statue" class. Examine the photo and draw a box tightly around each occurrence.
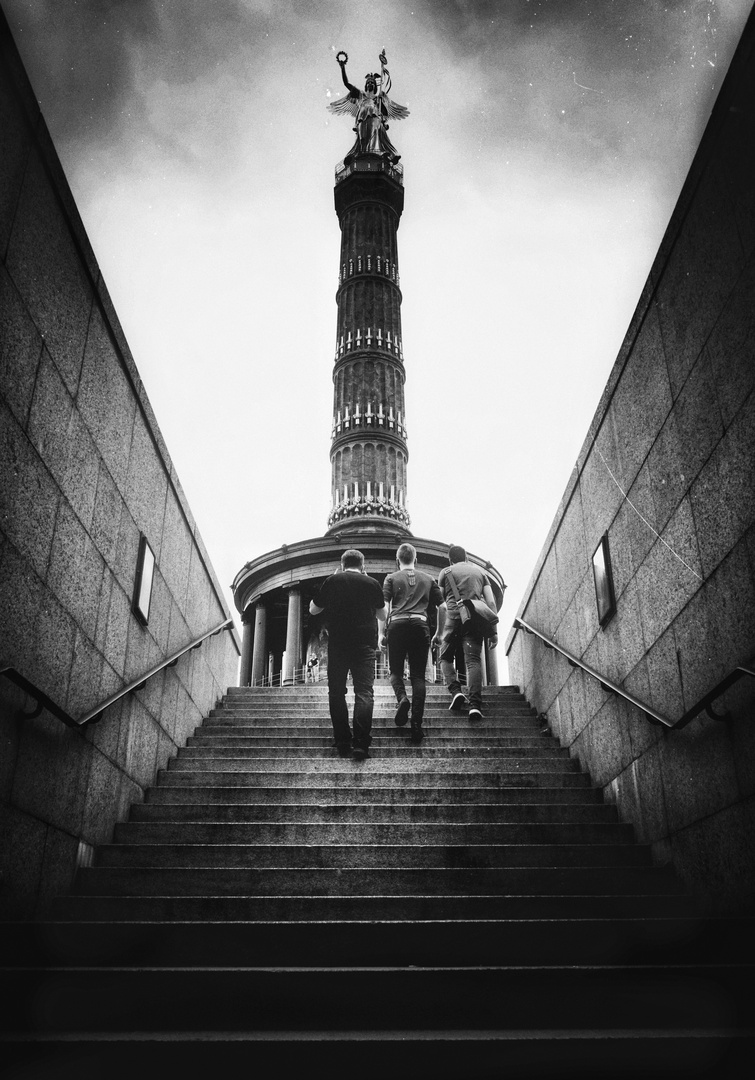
[328,49,409,164]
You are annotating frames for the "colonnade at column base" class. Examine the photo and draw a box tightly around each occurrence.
[232,532,505,690]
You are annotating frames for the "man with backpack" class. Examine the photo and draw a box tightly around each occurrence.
[433,545,498,720]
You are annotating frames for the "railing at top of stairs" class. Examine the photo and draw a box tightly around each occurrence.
[511,616,754,730]
[1,618,234,728]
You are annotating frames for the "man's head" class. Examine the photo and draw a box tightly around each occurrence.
[396,542,416,567]
[341,549,365,572]
[448,544,467,564]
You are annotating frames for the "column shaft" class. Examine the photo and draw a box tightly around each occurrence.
[250,603,267,686]
[485,639,499,686]
[239,614,254,686]
[282,587,302,686]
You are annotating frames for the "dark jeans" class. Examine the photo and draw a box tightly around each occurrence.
[387,621,431,722]
[327,641,376,750]
[441,627,484,709]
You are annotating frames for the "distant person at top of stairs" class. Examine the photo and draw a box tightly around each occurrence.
[382,542,443,745]
[433,544,499,721]
[310,549,387,761]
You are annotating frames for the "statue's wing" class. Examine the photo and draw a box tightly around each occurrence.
[327,91,359,118]
[383,95,410,120]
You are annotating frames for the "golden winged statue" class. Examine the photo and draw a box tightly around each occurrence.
[328,49,409,164]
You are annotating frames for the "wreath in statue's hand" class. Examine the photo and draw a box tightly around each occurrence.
[336,51,348,66]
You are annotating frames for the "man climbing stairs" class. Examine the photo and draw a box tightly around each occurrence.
[3,684,752,1077]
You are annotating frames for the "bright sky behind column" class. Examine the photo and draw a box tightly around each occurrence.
[4,0,753,673]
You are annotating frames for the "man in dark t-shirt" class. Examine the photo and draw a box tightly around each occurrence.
[310,549,386,760]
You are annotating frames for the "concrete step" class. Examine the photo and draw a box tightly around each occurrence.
[171,745,571,760]
[145,783,601,804]
[198,722,546,735]
[205,708,537,717]
[189,730,553,743]
[50,892,702,922]
[4,965,747,1034]
[222,686,526,698]
[71,864,684,897]
[94,842,651,870]
[154,769,591,788]
[2,1031,751,1080]
[129,801,619,823]
[7,917,753,968]
[162,757,580,774]
[113,821,635,846]
[206,704,537,721]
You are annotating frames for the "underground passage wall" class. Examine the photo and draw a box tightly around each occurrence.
[507,13,755,912]
[0,12,240,917]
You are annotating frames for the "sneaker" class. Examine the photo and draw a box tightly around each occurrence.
[449,692,466,712]
[394,697,411,727]
[468,707,483,721]
[410,722,424,745]
[335,742,352,757]
[352,746,369,761]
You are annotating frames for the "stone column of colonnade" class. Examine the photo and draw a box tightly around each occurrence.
[282,586,303,686]
[485,639,499,686]
[250,602,268,686]
[240,611,254,686]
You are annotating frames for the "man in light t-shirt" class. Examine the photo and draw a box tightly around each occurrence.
[382,543,442,744]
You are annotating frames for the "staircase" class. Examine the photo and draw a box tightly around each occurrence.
[3,684,752,1077]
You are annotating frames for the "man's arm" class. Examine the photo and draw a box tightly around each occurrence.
[376,603,388,647]
[309,578,329,617]
[431,602,447,647]
[379,599,392,647]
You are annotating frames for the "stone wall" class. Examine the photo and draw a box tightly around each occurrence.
[506,15,755,912]
[0,13,240,917]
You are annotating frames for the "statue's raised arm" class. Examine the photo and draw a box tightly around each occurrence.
[327,49,409,165]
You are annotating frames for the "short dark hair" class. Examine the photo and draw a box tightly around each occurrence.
[448,544,466,564]
[396,542,416,566]
[341,548,365,570]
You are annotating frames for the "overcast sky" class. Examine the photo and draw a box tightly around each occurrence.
[4,0,753,676]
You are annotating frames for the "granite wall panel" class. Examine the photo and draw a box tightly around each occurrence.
[643,628,685,719]
[158,490,195,607]
[605,464,657,601]
[124,414,169,559]
[0,267,42,426]
[0,68,32,258]
[553,486,588,616]
[77,306,137,494]
[726,680,755,801]
[6,148,92,396]
[507,19,755,910]
[608,305,672,485]
[1,402,60,579]
[90,462,122,568]
[706,259,755,428]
